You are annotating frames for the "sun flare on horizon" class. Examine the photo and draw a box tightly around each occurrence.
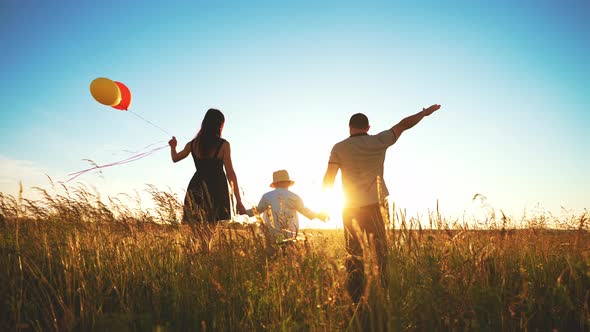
[295,183,345,229]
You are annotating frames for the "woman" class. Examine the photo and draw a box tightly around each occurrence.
[169,108,246,224]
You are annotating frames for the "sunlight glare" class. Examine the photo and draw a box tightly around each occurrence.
[319,187,344,228]
[302,186,344,229]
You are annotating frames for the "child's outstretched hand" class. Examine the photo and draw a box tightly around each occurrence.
[317,211,330,222]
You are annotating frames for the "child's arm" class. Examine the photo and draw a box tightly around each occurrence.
[295,197,328,221]
[246,196,269,217]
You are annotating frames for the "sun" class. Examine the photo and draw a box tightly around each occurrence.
[318,187,344,228]
[295,184,345,229]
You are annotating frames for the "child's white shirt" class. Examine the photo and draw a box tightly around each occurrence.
[255,188,316,239]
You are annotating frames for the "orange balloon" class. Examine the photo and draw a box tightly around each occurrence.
[90,77,121,106]
[112,81,132,110]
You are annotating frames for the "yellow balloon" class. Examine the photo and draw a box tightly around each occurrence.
[90,77,121,106]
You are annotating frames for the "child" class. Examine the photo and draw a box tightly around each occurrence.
[248,170,327,242]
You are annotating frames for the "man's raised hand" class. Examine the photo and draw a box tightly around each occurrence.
[422,104,441,116]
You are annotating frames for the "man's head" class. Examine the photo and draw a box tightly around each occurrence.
[349,113,370,135]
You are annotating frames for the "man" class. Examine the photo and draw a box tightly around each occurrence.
[322,104,441,303]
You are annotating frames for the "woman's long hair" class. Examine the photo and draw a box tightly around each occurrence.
[196,108,225,157]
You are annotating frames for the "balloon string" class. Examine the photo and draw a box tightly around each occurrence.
[128,110,172,137]
[60,144,169,183]
[121,141,166,154]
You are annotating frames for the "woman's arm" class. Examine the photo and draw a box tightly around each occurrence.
[169,136,191,163]
[220,141,246,214]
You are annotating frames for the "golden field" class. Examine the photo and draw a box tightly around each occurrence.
[1,185,588,331]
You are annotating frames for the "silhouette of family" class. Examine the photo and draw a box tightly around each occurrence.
[169,104,442,303]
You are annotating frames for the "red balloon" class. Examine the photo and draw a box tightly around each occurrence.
[112,81,132,110]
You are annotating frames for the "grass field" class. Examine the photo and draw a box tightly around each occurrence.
[1,185,589,331]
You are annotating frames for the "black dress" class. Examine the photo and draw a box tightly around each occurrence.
[183,138,231,224]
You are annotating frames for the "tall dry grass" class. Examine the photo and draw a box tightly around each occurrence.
[0,185,588,331]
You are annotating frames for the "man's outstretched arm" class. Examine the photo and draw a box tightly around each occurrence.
[391,104,441,140]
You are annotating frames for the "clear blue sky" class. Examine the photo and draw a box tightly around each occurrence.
[1,0,588,225]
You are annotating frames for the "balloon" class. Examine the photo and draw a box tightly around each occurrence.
[112,81,132,110]
[90,77,121,106]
